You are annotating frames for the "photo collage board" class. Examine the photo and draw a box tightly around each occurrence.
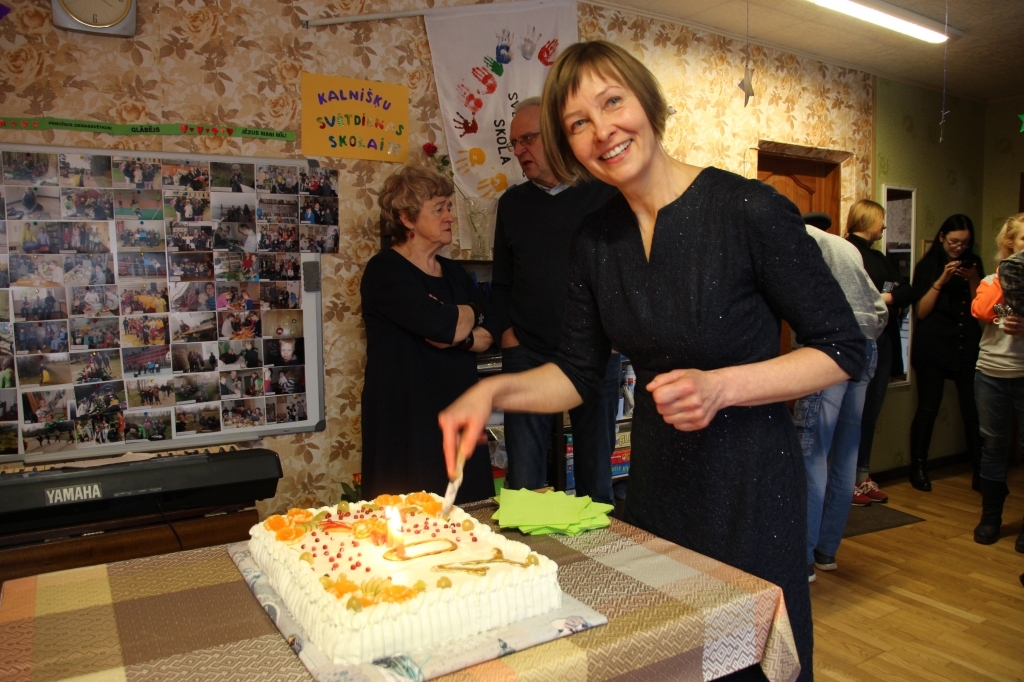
[0,149,338,460]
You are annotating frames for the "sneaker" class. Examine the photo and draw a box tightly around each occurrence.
[813,551,837,571]
[859,477,889,503]
[852,489,873,506]
[808,564,816,583]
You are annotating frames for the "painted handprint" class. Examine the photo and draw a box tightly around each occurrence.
[477,172,509,198]
[457,83,484,114]
[455,148,487,174]
[453,112,479,138]
[471,67,498,94]
[483,56,504,76]
[519,27,541,60]
[495,29,514,65]
[538,39,559,66]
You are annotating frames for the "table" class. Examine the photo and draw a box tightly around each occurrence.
[0,503,800,682]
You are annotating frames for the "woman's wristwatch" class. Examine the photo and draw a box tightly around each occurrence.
[458,330,475,350]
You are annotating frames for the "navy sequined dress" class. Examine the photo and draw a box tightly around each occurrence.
[554,168,865,680]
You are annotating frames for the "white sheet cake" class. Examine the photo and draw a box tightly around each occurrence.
[248,492,562,664]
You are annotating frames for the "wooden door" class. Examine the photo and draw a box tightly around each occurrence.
[757,152,842,354]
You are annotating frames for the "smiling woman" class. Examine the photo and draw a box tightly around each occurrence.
[439,41,868,682]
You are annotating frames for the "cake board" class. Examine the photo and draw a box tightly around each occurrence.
[227,541,607,681]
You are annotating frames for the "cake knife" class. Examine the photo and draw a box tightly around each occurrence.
[441,442,465,519]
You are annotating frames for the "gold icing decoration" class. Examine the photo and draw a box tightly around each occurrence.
[382,538,458,561]
[430,549,540,576]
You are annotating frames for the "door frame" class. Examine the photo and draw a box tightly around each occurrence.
[882,184,917,388]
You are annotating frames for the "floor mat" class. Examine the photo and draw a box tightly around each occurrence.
[843,504,924,538]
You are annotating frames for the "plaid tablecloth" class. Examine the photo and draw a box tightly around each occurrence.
[0,506,800,682]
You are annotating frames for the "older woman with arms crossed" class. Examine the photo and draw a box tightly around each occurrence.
[361,165,498,503]
[439,42,864,681]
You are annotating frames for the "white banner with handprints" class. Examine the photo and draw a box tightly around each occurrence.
[425,0,577,257]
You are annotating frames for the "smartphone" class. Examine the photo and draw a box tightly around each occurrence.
[882,281,895,294]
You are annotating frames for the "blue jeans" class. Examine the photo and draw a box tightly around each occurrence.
[794,340,876,563]
[502,344,619,504]
[974,371,1024,483]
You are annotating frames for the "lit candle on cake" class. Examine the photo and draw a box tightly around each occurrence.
[384,506,405,557]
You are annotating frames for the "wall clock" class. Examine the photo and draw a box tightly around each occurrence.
[51,0,137,37]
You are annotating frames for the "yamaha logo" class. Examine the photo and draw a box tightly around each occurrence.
[44,483,103,505]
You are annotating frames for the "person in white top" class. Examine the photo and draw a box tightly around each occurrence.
[970,212,1024,552]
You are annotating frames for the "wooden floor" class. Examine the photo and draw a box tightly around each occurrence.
[811,463,1024,681]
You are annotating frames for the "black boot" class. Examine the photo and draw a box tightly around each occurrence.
[909,459,931,492]
[973,478,1009,545]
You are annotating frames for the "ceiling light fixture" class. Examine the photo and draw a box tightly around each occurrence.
[805,0,962,43]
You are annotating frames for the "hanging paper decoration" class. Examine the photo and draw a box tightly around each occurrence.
[737,1,755,107]
[0,117,295,141]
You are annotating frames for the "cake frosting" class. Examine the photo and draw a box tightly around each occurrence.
[248,492,562,665]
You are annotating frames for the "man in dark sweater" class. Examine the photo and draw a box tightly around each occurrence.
[491,97,620,504]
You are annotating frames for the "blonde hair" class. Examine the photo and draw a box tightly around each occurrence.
[995,213,1024,262]
[844,199,884,238]
[540,41,669,185]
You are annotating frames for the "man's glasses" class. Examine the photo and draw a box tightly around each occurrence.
[510,132,540,149]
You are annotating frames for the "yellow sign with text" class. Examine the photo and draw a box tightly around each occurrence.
[301,73,409,162]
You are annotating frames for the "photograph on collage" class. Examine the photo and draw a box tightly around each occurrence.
[210,162,255,193]
[212,223,257,252]
[214,252,258,281]
[266,393,307,424]
[124,409,172,442]
[117,251,167,281]
[5,186,61,220]
[222,398,265,429]
[121,315,168,347]
[59,154,113,188]
[262,310,302,338]
[300,224,339,253]
[218,310,261,340]
[111,157,161,189]
[174,401,221,434]
[171,341,219,373]
[113,190,163,220]
[73,380,126,417]
[299,196,338,226]
[0,220,7,254]
[256,195,298,224]
[0,294,8,323]
[174,371,219,404]
[168,281,216,313]
[210,192,257,223]
[22,421,75,454]
[259,281,300,309]
[12,287,68,321]
[64,254,115,286]
[118,282,168,314]
[74,412,124,447]
[216,339,261,369]
[122,346,172,377]
[68,317,120,350]
[255,165,300,194]
[3,152,59,186]
[22,387,70,425]
[161,163,209,191]
[70,349,122,384]
[163,191,210,222]
[69,285,119,317]
[0,257,8,288]
[61,189,114,221]
[9,254,65,286]
[9,221,58,254]
[299,168,338,196]
[14,320,69,354]
[257,223,299,252]
[171,312,217,343]
[256,253,300,281]
[262,337,303,367]
[125,375,175,409]
[215,281,261,311]
[265,365,305,396]
[116,220,165,251]
[168,251,214,281]
[57,222,112,253]
[14,353,71,387]
[0,389,16,421]
[218,368,264,398]
[167,223,213,251]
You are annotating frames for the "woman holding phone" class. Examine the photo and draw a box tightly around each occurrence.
[908,214,984,491]
[439,41,864,681]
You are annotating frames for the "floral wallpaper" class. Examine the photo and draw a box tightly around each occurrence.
[0,0,872,517]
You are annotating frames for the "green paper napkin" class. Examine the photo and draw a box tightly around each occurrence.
[493,488,614,536]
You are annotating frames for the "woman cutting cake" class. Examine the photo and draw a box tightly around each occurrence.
[439,41,864,681]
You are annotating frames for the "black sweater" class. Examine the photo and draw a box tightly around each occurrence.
[491,181,618,356]
[847,233,922,375]
[910,247,984,372]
